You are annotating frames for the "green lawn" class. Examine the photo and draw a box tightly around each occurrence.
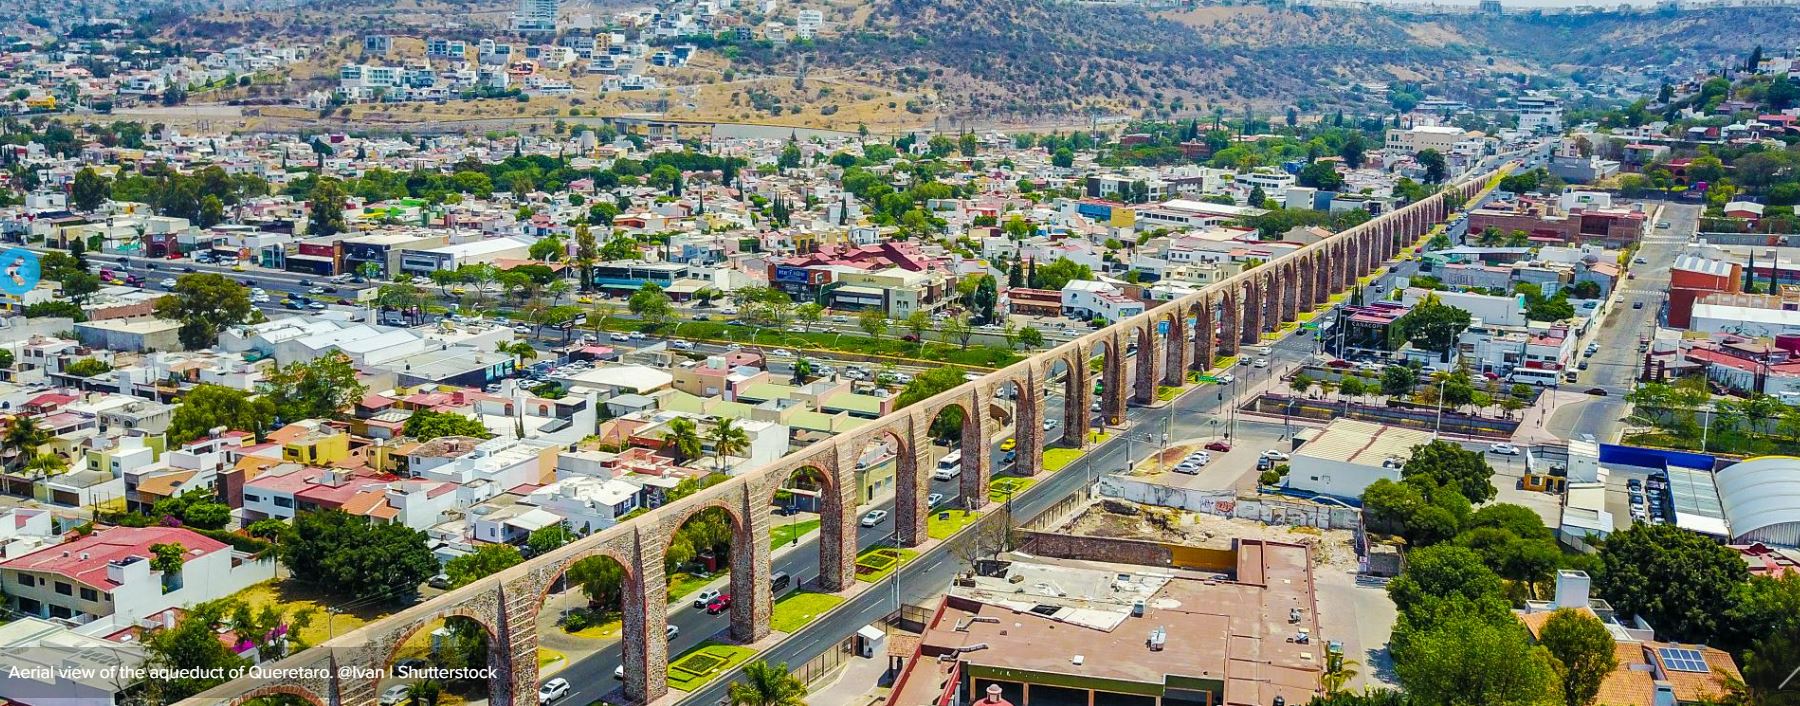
[666,571,722,604]
[768,518,820,550]
[770,591,848,633]
[927,509,982,539]
[988,477,1037,504]
[1044,431,1110,472]
[854,547,919,582]
[1157,385,1182,402]
[666,641,756,691]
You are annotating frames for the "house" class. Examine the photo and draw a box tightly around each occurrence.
[1060,280,1145,323]
[0,526,274,632]
[1286,419,1434,499]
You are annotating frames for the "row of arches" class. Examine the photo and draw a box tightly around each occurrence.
[207,182,1482,706]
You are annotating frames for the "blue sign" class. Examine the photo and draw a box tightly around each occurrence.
[1157,320,1169,336]
[0,248,41,298]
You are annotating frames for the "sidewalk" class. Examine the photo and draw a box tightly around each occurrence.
[805,645,898,706]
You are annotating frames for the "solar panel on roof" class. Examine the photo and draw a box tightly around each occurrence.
[1659,647,1709,673]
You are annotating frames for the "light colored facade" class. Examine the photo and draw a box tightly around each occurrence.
[1287,419,1435,499]
[1385,125,1481,153]
[0,527,274,631]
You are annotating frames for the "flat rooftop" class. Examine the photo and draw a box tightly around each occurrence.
[1294,419,1433,467]
[910,540,1321,706]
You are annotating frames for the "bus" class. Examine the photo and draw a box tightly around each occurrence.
[1508,368,1562,387]
[932,450,962,480]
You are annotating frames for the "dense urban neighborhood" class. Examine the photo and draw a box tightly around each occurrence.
[2,3,1800,706]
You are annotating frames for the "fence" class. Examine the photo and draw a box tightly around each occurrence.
[792,634,858,688]
[1245,393,1519,439]
[1095,476,1363,530]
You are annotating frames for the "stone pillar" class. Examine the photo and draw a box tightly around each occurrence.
[1066,352,1092,446]
[1016,373,1045,476]
[625,529,670,703]
[1193,300,1215,372]
[819,452,857,591]
[1218,292,1240,357]
[898,419,930,547]
[1133,324,1161,406]
[1337,241,1354,291]
[730,491,774,644]
[1261,274,1280,334]
[1297,260,1315,313]
[1313,252,1330,306]
[1280,264,1299,323]
[1104,332,1128,425]
[1239,281,1262,345]
[959,391,991,509]
[1164,314,1188,387]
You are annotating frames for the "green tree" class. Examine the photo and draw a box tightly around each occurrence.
[665,416,704,464]
[1595,523,1748,645]
[1394,612,1560,706]
[140,600,251,703]
[154,273,256,349]
[1382,365,1420,399]
[1037,257,1094,291]
[404,410,492,440]
[1403,439,1497,504]
[1017,325,1045,350]
[897,367,968,439]
[1398,295,1472,356]
[264,351,367,421]
[727,660,808,706]
[529,235,565,262]
[307,178,348,236]
[444,544,523,588]
[1416,149,1447,184]
[628,282,676,330]
[1051,148,1074,168]
[3,418,51,471]
[904,309,930,344]
[567,555,626,607]
[527,523,575,555]
[280,510,438,601]
[858,308,889,341]
[1538,608,1618,706]
[71,167,110,212]
[708,418,750,472]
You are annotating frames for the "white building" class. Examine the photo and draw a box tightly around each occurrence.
[1061,280,1145,323]
[1286,419,1435,499]
[1385,125,1481,153]
[513,0,561,31]
[525,476,641,532]
[1513,95,1563,135]
[0,527,274,632]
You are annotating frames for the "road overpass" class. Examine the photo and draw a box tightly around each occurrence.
[180,169,1500,706]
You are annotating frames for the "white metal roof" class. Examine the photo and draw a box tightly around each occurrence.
[1716,456,1800,541]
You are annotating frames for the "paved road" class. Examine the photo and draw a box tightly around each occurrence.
[1548,201,1697,444]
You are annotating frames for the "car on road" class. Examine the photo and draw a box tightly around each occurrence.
[927,492,945,507]
[1217,373,1236,384]
[380,685,411,706]
[1657,221,1670,229]
[1000,437,1016,451]
[283,301,306,310]
[666,624,679,639]
[1042,419,1058,431]
[538,678,570,705]
[1586,388,1609,396]
[159,278,177,288]
[1260,450,1290,461]
[770,349,794,358]
[181,266,196,272]
[513,325,532,334]
[308,286,326,295]
[1205,440,1232,452]
[692,589,721,609]
[671,340,695,350]
[1253,358,1270,368]
[611,333,631,342]
[705,594,733,615]
[1577,361,1589,370]
[1488,443,1521,455]
[1634,257,1648,265]
[615,665,625,679]
[307,301,327,310]
[297,278,314,286]
[861,510,889,527]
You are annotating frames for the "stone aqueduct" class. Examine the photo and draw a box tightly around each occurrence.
[187,170,1498,706]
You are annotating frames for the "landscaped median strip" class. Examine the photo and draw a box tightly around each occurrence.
[770,591,848,633]
[926,508,982,539]
[666,641,757,691]
[852,546,919,582]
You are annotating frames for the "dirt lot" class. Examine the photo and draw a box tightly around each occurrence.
[1063,500,1361,573]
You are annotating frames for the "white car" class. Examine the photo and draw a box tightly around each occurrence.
[159,278,177,288]
[926,492,945,507]
[513,325,532,334]
[861,510,889,527]
[1261,450,1290,461]
[1253,358,1270,368]
[1488,443,1521,456]
[308,286,326,295]
[538,678,570,705]
[666,624,680,639]
[671,340,695,350]
[692,589,721,609]
[379,685,411,706]
[1217,373,1236,384]
[1042,419,1058,430]
[770,349,794,358]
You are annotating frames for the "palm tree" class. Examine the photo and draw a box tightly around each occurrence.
[496,340,538,368]
[708,417,751,472]
[1321,651,1360,694]
[3,418,50,470]
[666,417,703,464]
[726,660,807,706]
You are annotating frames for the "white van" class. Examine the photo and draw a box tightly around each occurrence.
[932,450,962,480]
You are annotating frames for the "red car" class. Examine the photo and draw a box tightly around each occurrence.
[1205,440,1232,452]
[706,594,732,615]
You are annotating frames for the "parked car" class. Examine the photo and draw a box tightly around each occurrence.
[1626,478,1642,491]
[861,510,889,527]
[692,589,721,609]
[428,574,451,589]
[380,686,411,706]
[1261,450,1290,461]
[1488,443,1521,456]
[539,678,570,705]
[1205,440,1232,452]
[1633,301,1644,309]
[706,594,733,615]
